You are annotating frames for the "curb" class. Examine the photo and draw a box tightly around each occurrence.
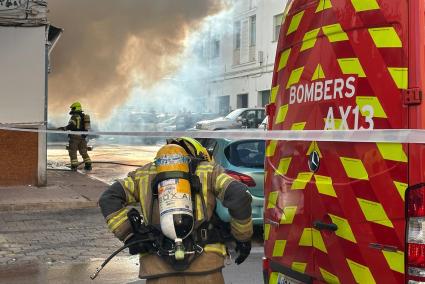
[0,200,98,212]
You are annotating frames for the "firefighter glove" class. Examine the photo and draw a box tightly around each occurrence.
[235,240,251,265]
[125,233,152,255]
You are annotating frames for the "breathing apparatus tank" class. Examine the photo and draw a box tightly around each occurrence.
[154,144,194,260]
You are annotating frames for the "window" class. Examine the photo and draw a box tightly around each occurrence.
[237,94,248,108]
[250,15,256,47]
[234,21,241,49]
[273,13,284,41]
[224,140,266,168]
[212,39,220,58]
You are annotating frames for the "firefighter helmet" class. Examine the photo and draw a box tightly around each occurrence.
[70,102,82,112]
[167,137,211,162]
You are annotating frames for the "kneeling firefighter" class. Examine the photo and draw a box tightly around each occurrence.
[98,137,253,283]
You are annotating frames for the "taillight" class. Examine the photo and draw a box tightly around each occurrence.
[263,257,271,284]
[406,185,425,283]
[225,170,256,187]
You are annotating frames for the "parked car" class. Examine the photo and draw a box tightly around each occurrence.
[259,116,268,129]
[198,138,265,225]
[195,108,265,130]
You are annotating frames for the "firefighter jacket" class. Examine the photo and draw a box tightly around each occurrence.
[99,161,253,278]
[65,112,86,131]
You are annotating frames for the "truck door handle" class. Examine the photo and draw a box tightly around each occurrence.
[313,220,338,232]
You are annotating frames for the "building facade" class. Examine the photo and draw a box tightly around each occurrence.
[206,0,286,114]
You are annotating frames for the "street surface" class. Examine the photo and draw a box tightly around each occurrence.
[0,144,265,283]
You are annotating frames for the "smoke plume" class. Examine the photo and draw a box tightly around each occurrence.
[48,0,224,118]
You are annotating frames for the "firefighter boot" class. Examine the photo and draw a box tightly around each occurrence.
[84,163,92,171]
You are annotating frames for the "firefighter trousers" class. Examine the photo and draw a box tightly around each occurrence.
[68,135,91,168]
[146,270,224,284]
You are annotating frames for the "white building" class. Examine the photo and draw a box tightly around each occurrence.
[205,0,286,114]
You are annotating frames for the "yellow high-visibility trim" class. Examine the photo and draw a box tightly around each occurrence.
[322,24,349,42]
[264,223,271,240]
[278,49,291,71]
[357,198,394,228]
[299,228,313,246]
[312,64,325,81]
[275,104,289,124]
[351,0,379,12]
[216,173,231,190]
[307,141,323,158]
[383,250,404,274]
[316,0,332,12]
[292,262,307,273]
[356,96,387,118]
[320,267,341,284]
[275,157,292,176]
[291,122,306,130]
[312,228,327,253]
[107,208,129,232]
[270,85,280,103]
[388,67,408,89]
[139,175,149,222]
[377,143,407,163]
[301,28,320,51]
[280,206,297,224]
[269,272,279,284]
[272,240,287,257]
[340,157,369,180]
[328,214,357,243]
[267,191,279,209]
[369,27,402,48]
[337,58,366,77]
[123,178,136,204]
[287,11,305,35]
[394,181,408,201]
[204,243,227,256]
[347,259,376,284]
[266,140,278,157]
[286,67,305,89]
[314,175,337,197]
[291,172,314,190]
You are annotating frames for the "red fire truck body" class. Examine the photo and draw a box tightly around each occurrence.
[263,0,425,283]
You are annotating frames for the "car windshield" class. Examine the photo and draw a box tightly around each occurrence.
[224,109,245,120]
[224,140,265,168]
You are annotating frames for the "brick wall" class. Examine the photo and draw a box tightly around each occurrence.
[0,130,38,186]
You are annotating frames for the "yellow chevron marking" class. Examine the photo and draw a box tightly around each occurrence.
[351,0,379,12]
[307,141,323,158]
[266,140,278,157]
[299,228,313,246]
[291,172,314,190]
[340,157,369,180]
[320,267,341,284]
[267,191,279,209]
[314,175,337,197]
[292,262,307,273]
[357,198,394,228]
[312,228,328,253]
[312,64,326,81]
[278,49,291,71]
[393,181,408,201]
[369,27,402,48]
[316,0,332,12]
[329,214,357,243]
[347,259,376,284]
[270,85,280,103]
[322,23,349,42]
[383,250,404,274]
[388,67,408,89]
[338,58,366,77]
[301,28,321,51]
[377,143,407,163]
[356,96,387,118]
[264,223,271,240]
[272,240,287,257]
[275,104,289,124]
[275,157,292,176]
[287,11,305,35]
[280,206,297,224]
[286,67,304,89]
[291,122,306,130]
[269,272,279,284]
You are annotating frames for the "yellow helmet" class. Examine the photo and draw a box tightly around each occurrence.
[70,102,82,112]
[167,137,211,162]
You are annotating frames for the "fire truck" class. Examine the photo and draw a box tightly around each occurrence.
[263,0,425,283]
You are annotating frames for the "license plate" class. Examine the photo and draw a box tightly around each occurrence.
[277,273,304,284]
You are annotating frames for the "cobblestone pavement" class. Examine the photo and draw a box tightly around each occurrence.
[0,208,121,268]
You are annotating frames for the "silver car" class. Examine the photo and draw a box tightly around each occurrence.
[195,108,265,130]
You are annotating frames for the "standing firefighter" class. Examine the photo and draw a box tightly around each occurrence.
[59,102,92,171]
[98,137,253,283]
